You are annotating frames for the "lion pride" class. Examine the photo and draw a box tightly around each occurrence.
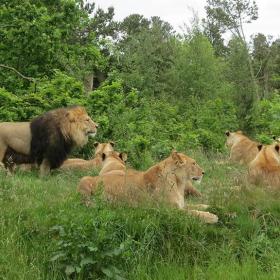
[248,143,280,188]
[225,131,260,165]
[78,151,218,224]
[0,106,97,176]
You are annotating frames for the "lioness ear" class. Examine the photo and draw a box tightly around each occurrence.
[237,130,243,134]
[109,141,115,147]
[120,152,128,162]
[225,131,230,137]
[171,150,178,159]
[93,142,99,148]
[257,144,263,151]
[275,144,280,153]
[171,150,183,164]
[66,111,76,122]
[102,153,106,161]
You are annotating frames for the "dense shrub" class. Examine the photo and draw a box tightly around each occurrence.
[252,94,280,140]
[0,88,22,121]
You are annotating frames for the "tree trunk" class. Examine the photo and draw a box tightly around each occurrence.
[83,73,94,95]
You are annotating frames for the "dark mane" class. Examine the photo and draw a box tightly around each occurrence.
[30,108,74,169]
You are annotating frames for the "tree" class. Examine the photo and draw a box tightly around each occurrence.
[115,15,175,96]
[0,0,104,93]
[227,37,255,130]
[269,39,280,92]
[204,0,259,95]
[202,15,228,56]
[252,33,272,98]
[167,33,227,100]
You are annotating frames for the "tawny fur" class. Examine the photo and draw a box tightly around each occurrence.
[0,122,31,163]
[225,131,260,165]
[78,151,218,224]
[99,151,127,175]
[184,180,202,197]
[248,144,280,189]
[60,142,114,171]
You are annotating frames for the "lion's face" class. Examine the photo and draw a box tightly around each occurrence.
[65,107,98,147]
[94,142,115,156]
[171,151,204,182]
[76,113,98,138]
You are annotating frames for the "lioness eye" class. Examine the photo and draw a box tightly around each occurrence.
[193,162,196,165]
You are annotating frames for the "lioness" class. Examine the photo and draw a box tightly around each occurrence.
[225,131,260,165]
[78,151,218,224]
[0,106,98,176]
[248,143,280,189]
[60,142,115,171]
[99,151,128,175]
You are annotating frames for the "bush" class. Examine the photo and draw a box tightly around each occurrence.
[252,94,280,139]
[0,87,22,121]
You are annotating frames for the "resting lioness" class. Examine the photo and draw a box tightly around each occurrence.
[60,142,115,171]
[248,143,280,189]
[99,151,128,175]
[225,130,260,165]
[78,151,218,224]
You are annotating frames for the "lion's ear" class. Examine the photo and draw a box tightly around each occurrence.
[66,111,76,122]
[237,130,243,134]
[93,142,99,148]
[109,141,115,147]
[275,144,280,153]
[225,131,230,137]
[257,144,263,151]
[120,152,128,162]
[171,150,183,164]
[171,150,178,159]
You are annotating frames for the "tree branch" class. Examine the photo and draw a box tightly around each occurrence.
[0,64,36,83]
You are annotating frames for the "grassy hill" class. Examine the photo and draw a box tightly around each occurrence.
[1,151,280,280]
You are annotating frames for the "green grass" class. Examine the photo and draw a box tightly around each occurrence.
[0,152,280,280]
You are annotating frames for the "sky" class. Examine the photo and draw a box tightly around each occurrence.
[93,0,280,40]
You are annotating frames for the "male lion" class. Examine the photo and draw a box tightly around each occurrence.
[0,106,97,176]
[248,143,280,189]
[225,130,260,165]
[60,142,115,171]
[78,151,218,224]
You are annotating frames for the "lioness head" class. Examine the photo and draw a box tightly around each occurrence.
[171,151,204,182]
[94,141,115,156]
[101,151,128,163]
[225,130,243,147]
[65,106,98,147]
